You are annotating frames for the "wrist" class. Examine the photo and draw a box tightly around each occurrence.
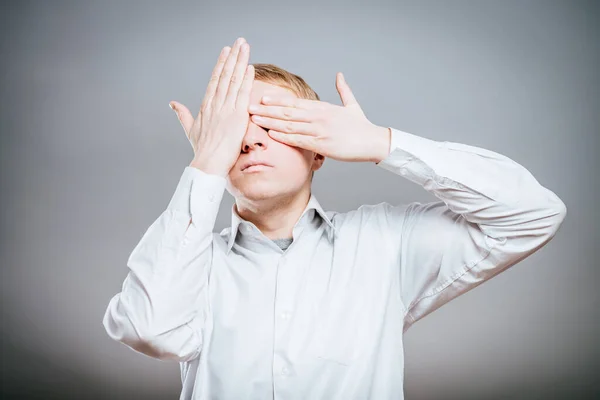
[371,126,391,163]
[189,158,229,178]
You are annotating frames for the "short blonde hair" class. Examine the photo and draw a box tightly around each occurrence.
[251,63,320,180]
[251,63,320,101]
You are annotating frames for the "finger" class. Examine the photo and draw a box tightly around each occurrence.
[236,64,255,110]
[213,37,246,110]
[225,42,250,108]
[267,130,316,151]
[201,46,231,113]
[248,104,311,122]
[169,101,194,137]
[260,95,322,110]
[336,72,360,108]
[250,115,315,135]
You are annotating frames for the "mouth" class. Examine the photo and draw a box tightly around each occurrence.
[242,163,273,172]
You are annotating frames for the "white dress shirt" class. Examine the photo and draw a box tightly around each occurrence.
[103,127,566,399]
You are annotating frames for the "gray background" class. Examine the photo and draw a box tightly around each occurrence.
[1,1,598,399]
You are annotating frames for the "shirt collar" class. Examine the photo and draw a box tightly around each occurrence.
[226,194,338,254]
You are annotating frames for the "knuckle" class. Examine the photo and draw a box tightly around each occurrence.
[285,122,294,133]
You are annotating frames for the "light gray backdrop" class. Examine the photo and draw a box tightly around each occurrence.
[1,1,598,399]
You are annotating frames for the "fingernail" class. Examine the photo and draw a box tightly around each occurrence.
[169,103,175,110]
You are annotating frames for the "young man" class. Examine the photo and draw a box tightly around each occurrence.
[103,37,567,399]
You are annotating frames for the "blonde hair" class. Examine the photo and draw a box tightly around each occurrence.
[251,63,320,180]
[251,63,320,101]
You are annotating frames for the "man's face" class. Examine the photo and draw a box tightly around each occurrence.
[226,81,324,202]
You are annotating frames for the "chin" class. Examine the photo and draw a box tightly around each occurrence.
[229,179,282,201]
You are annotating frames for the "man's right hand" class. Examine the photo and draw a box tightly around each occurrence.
[169,37,254,177]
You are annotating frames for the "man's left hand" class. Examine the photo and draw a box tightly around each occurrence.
[248,72,391,163]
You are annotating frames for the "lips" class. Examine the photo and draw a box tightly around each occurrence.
[241,161,273,171]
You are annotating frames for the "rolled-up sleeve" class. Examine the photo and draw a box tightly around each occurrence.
[376,128,567,331]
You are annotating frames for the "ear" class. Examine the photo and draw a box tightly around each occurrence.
[312,152,325,172]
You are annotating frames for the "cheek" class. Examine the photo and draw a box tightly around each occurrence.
[276,147,312,169]
[272,139,306,157]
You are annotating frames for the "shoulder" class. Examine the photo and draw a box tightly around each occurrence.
[330,201,414,226]
[326,202,418,240]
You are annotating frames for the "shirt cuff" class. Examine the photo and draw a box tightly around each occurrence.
[376,127,437,167]
[167,166,227,226]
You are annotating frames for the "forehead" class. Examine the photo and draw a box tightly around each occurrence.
[249,81,297,105]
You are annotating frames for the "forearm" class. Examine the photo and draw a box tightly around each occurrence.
[102,167,227,361]
[376,127,566,241]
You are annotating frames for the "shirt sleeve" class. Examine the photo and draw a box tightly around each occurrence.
[102,166,227,361]
[376,127,567,332]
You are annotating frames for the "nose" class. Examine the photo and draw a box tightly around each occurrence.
[241,122,269,153]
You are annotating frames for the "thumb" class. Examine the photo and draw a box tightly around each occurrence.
[335,72,361,109]
[169,101,194,138]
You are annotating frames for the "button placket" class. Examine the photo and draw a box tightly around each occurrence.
[275,258,290,323]
[273,255,296,385]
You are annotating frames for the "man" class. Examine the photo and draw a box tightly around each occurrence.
[103,37,567,399]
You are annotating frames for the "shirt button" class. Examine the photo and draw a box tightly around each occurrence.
[280,311,290,320]
[208,194,216,202]
[279,258,286,267]
[281,367,289,376]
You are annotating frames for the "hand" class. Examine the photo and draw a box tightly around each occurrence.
[247,72,391,163]
[169,37,254,177]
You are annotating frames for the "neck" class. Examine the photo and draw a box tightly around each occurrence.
[235,188,311,240]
